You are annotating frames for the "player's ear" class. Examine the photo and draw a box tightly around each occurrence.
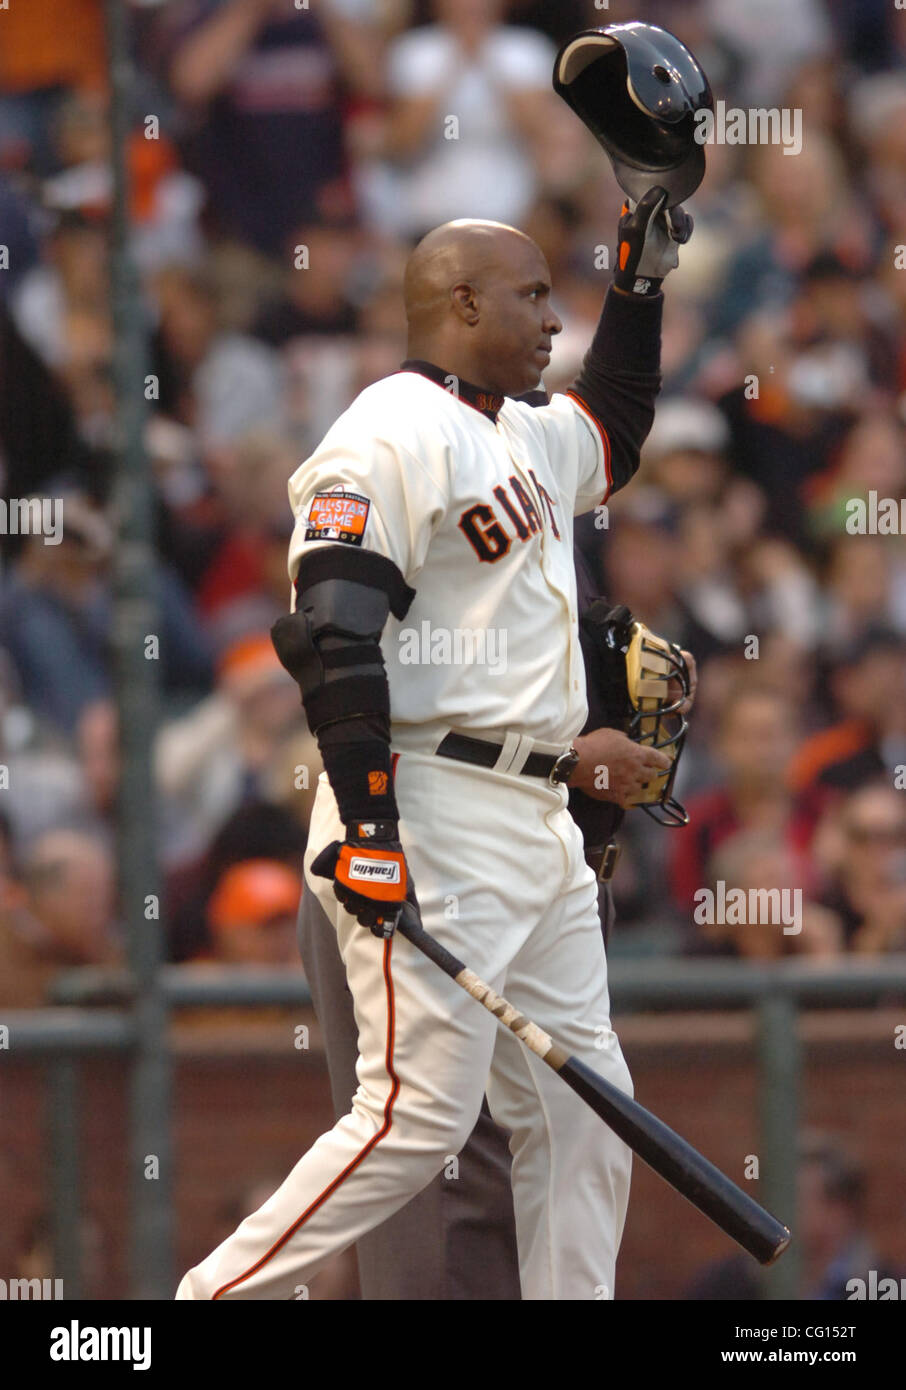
[450,281,480,324]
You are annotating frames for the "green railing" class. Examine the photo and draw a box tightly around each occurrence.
[3,956,904,1299]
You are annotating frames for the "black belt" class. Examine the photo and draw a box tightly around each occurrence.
[435,733,621,881]
[435,731,575,784]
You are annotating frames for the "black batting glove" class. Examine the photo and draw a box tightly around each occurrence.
[612,185,694,297]
[311,819,410,939]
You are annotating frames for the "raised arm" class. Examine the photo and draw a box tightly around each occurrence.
[568,187,694,508]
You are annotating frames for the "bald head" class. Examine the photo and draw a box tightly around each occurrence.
[404,220,534,330]
[402,220,561,396]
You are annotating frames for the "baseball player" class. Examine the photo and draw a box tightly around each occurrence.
[294,420,697,1302]
[177,189,690,1300]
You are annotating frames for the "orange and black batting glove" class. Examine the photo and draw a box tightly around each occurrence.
[311,820,409,939]
[612,185,694,298]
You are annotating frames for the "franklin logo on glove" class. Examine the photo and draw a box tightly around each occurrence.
[349,858,401,883]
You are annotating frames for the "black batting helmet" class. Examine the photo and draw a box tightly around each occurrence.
[553,22,714,207]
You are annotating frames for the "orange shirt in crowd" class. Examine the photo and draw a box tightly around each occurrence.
[0,0,107,94]
[788,718,877,794]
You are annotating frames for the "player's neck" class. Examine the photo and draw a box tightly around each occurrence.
[404,338,507,393]
[399,357,505,421]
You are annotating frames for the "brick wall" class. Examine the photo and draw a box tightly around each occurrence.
[1,1008,903,1300]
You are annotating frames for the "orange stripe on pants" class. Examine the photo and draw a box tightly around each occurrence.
[211,937,399,1300]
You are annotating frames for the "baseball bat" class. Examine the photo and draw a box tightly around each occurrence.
[396,903,790,1266]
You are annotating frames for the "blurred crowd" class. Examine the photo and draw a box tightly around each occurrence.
[0,0,905,1005]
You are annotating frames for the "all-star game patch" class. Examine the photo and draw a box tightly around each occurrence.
[305,489,371,545]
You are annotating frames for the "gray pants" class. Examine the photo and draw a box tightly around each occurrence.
[297,878,613,1300]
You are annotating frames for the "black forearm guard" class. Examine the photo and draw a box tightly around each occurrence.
[271,546,415,826]
[568,286,663,494]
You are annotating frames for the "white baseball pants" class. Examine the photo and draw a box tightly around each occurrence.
[176,751,632,1300]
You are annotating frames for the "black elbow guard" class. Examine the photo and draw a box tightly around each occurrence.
[271,546,415,733]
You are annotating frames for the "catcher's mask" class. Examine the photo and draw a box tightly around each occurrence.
[552,22,713,208]
[592,603,690,827]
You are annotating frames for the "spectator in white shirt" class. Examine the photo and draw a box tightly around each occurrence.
[366,0,560,241]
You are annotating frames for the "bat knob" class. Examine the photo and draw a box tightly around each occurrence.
[766,1226,793,1265]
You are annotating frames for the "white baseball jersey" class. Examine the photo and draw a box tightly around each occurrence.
[287,371,613,750]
